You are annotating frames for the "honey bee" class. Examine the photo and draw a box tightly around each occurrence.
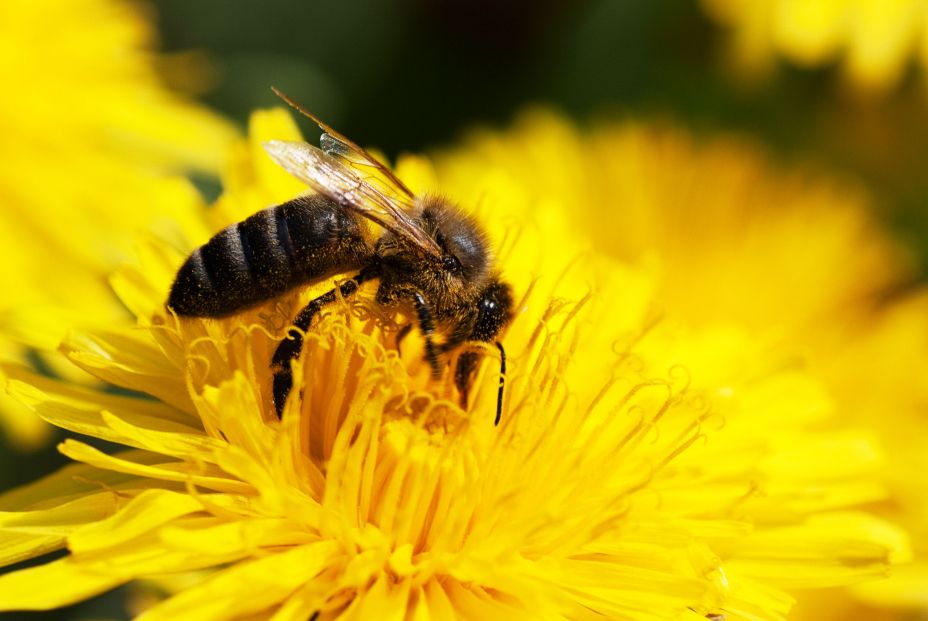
[168,88,513,423]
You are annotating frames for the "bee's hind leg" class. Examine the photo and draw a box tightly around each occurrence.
[272,268,378,418]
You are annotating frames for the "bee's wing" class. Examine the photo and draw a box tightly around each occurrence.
[272,86,417,200]
[263,140,442,258]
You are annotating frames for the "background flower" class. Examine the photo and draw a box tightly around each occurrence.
[0,0,235,449]
[700,0,928,93]
[436,109,928,618]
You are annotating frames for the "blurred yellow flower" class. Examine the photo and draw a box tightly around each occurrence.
[0,0,235,448]
[700,0,928,93]
[456,111,927,617]
[816,294,928,614]
[0,109,906,619]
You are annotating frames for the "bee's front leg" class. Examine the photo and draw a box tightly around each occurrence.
[454,281,514,425]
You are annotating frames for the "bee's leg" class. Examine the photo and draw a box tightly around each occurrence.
[411,292,442,378]
[454,281,514,425]
[494,342,507,425]
[272,268,378,417]
[394,323,413,354]
[451,341,509,425]
[456,344,507,425]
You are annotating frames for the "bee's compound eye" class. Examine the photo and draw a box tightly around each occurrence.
[442,254,462,272]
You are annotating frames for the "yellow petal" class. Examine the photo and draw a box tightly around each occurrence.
[0,557,126,611]
[61,328,193,412]
[0,491,118,536]
[340,575,410,621]
[68,489,215,555]
[136,542,342,621]
[726,512,908,588]
[58,439,252,495]
[852,559,928,607]
[0,448,169,512]
[0,532,64,567]
[0,388,52,452]
[6,375,201,451]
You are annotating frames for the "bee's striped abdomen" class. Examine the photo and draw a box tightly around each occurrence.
[168,195,371,317]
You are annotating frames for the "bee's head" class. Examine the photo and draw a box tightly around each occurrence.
[419,196,491,282]
[375,195,493,307]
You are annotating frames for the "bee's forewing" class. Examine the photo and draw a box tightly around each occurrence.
[263,140,441,258]
[271,87,417,199]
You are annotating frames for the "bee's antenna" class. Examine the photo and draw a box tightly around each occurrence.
[270,86,331,132]
[495,341,506,426]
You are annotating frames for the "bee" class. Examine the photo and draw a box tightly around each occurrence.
[168,88,513,424]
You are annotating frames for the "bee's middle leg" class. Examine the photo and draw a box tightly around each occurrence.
[394,323,413,354]
[272,270,375,417]
[410,292,442,378]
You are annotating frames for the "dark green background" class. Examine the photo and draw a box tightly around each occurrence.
[4,1,928,618]
[158,0,928,274]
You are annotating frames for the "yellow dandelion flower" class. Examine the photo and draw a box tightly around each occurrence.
[586,117,928,618]
[0,0,235,448]
[458,112,927,617]
[812,294,928,615]
[0,109,906,619]
[700,0,928,93]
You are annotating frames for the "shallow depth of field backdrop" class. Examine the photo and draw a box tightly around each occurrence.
[2,0,928,620]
